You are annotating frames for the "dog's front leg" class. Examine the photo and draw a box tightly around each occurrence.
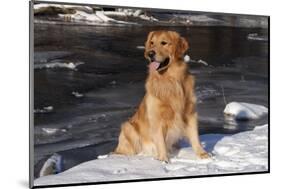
[184,113,209,159]
[152,125,168,162]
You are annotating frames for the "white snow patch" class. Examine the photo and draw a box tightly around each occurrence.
[34,106,53,113]
[34,62,84,70]
[184,54,190,62]
[106,9,158,21]
[247,33,268,41]
[185,54,208,66]
[197,59,209,66]
[72,91,84,98]
[34,124,268,186]
[35,4,155,25]
[224,102,268,120]
[58,10,103,23]
[136,45,145,50]
[58,10,135,24]
[42,128,67,135]
[184,15,221,23]
[34,4,93,13]
[42,128,59,135]
[97,154,109,159]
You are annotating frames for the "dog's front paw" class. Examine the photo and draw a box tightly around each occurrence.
[156,155,169,163]
[197,151,210,159]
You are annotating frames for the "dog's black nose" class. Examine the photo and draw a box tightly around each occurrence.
[148,50,156,59]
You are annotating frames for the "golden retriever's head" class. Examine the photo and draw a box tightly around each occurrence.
[144,31,188,72]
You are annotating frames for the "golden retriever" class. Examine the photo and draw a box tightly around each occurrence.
[114,31,209,162]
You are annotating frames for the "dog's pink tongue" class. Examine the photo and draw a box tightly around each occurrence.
[149,61,160,71]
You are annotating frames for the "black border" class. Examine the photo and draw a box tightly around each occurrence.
[30,1,270,188]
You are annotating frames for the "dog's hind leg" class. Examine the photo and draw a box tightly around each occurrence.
[114,122,141,155]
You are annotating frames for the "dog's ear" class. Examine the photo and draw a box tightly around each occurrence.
[144,31,155,58]
[145,31,155,48]
[175,37,189,59]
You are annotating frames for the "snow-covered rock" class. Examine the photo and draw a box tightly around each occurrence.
[34,124,268,186]
[39,153,63,177]
[224,102,268,120]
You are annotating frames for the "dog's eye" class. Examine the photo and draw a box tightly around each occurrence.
[161,41,167,45]
[150,41,154,45]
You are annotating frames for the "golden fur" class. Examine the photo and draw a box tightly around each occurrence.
[114,31,209,162]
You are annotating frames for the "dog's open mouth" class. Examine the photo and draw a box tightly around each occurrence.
[149,58,170,71]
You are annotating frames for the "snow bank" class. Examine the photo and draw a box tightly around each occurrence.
[224,102,268,120]
[34,124,268,186]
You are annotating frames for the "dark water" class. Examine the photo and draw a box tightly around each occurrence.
[33,23,268,177]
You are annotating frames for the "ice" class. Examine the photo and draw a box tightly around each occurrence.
[224,102,268,120]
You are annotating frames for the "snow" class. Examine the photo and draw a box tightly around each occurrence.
[58,10,103,23]
[247,33,268,41]
[106,9,158,21]
[42,128,67,135]
[197,59,209,66]
[184,54,209,66]
[182,15,222,23]
[34,4,93,13]
[34,106,54,114]
[34,62,84,70]
[224,102,268,120]
[136,45,145,50]
[34,124,268,186]
[34,4,267,28]
[35,4,137,25]
[184,55,190,62]
[57,10,136,25]
[72,91,84,98]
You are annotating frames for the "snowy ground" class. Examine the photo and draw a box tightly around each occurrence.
[34,122,268,186]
